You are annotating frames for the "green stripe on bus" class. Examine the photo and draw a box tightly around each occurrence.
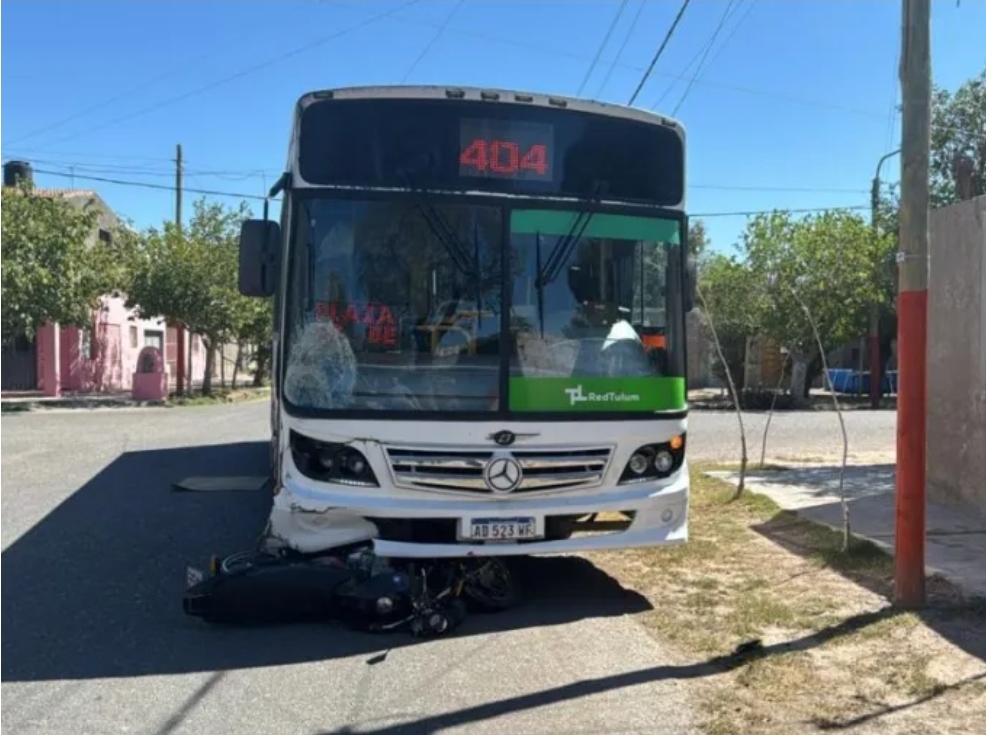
[508,376,686,412]
[509,210,680,243]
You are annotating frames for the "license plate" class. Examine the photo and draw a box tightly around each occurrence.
[460,517,543,542]
[186,566,206,589]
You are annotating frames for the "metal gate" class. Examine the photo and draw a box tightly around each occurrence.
[1,334,38,391]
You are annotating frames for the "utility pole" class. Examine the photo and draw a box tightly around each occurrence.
[869,148,901,408]
[895,0,931,608]
[175,143,186,397]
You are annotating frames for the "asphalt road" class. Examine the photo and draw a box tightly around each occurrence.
[1,403,896,735]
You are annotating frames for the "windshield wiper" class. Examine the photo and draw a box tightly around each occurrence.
[533,181,606,335]
[399,171,477,278]
[535,180,606,290]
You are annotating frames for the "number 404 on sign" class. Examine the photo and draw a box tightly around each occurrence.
[459,139,548,177]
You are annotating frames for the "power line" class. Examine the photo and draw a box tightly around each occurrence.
[323,0,890,121]
[19,156,868,195]
[696,204,869,218]
[691,183,868,194]
[670,0,738,116]
[576,0,630,97]
[701,0,757,70]
[33,0,421,149]
[1,155,279,182]
[595,0,649,98]
[11,0,898,160]
[26,167,268,202]
[400,0,463,83]
[628,0,692,106]
[23,166,870,219]
[4,2,311,148]
[651,0,742,112]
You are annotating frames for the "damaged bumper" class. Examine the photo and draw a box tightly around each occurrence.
[267,462,689,558]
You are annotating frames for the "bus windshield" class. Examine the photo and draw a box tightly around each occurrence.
[282,197,684,415]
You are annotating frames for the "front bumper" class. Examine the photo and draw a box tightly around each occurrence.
[267,462,689,558]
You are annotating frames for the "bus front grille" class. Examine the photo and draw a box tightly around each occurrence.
[384,446,613,494]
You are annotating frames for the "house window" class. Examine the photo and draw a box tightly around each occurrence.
[144,329,164,353]
[98,229,112,245]
[130,325,139,349]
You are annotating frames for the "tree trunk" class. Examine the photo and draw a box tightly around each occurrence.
[789,357,810,408]
[232,343,242,389]
[220,343,226,389]
[252,343,271,387]
[202,339,216,396]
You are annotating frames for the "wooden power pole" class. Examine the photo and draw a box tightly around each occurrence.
[895,0,931,608]
[175,143,186,397]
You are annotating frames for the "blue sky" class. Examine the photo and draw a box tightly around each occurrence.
[3,0,983,252]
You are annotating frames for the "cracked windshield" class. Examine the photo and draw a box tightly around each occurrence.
[3,2,985,735]
[284,200,683,413]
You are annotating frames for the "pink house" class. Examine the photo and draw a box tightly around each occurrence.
[1,172,211,397]
[32,297,210,397]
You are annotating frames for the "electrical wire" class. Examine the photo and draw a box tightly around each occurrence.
[4,2,313,148]
[670,0,738,116]
[701,0,757,70]
[651,0,742,112]
[400,0,463,83]
[10,0,896,160]
[15,155,869,194]
[627,0,692,106]
[21,166,869,218]
[576,0,629,97]
[32,0,421,149]
[594,0,648,99]
[25,167,268,201]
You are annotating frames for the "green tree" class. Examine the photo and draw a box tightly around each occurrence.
[1,181,129,339]
[698,252,763,390]
[688,218,710,257]
[126,197,252,395]
[234,296,274,387]
[931,65,985,206]
[742,210,889,404]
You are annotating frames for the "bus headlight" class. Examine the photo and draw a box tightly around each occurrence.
[628,450,652,475]
[618,434,686,484]
[654,450,674,473]
[290,430,379,487]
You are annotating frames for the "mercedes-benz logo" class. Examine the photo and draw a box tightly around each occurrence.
[483,453,523,494]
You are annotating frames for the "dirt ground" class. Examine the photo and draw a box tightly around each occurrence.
[590,469,986,735]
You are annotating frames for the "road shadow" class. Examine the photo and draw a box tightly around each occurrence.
[309,608,909,735]
[752,507,986,666]
[1,441,651,683]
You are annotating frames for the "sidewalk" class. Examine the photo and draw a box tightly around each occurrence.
[1,390,146,411]
[707,463,986,598]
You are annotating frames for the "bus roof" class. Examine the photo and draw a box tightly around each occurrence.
[293,85,683,133]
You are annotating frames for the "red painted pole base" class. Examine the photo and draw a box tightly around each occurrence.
[895,289,927,607]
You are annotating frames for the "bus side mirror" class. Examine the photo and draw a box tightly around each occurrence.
[239,219,280,297]
[684,255,697,312]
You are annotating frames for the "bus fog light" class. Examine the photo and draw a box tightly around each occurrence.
[661,508,674,523]
[654,450,674,473]
[628,452,650,475]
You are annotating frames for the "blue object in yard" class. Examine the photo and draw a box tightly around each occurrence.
[825,368,899,396]
[826,369,855,393]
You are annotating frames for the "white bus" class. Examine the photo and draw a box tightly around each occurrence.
[239,85,696,559]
